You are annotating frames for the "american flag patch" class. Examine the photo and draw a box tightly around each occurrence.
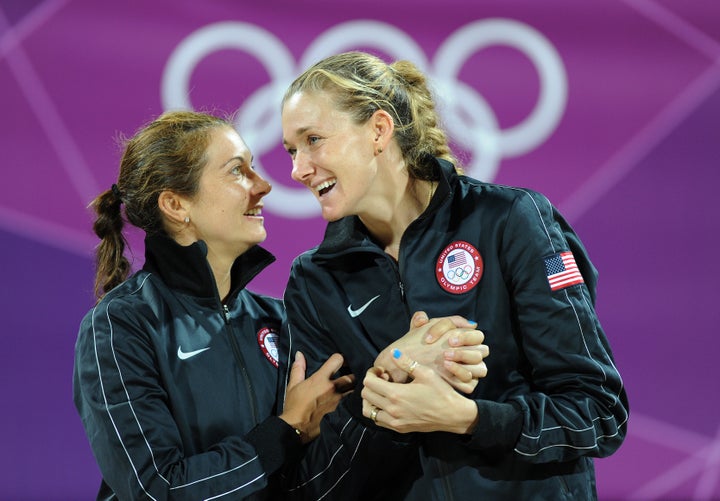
[447,252,467,268]
[544,251,584,291]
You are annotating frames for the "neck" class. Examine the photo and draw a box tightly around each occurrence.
[169,233,241,301]
[205,248,237,302]
[360,178,435,260]
[214,271,232,302]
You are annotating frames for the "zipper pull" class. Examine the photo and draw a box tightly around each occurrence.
[399,281,405,300]
[223,304,231,322]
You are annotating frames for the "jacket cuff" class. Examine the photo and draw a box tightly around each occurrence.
[465,400,523,451]
[246,416,303,474]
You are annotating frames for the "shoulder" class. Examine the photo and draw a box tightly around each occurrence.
[455,176,553,218]
[290,246,320,270]
[461,176,547,203]
[239,289,285,319]
[75,272,166,366]
[79,271,161,333]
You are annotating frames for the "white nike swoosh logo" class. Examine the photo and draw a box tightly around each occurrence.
[177,346,210,360]
[347,295,380,318]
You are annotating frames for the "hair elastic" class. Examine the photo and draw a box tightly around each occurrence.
[111,184,122,202]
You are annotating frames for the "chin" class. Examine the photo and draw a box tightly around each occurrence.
[255,230,268,243]
[243,230,267,248]
[321,207,345,222]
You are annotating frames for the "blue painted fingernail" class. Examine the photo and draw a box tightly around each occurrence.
[392,349,401,359]
[469,320,477,326]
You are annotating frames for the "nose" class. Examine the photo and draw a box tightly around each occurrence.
[252,172,272,197]
[291,151,313,184]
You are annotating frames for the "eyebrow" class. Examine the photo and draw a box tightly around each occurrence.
[222,155,253,167]
[282,126,312,146]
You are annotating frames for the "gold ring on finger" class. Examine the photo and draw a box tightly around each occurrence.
[370,406,379,423]
[407,360,419,375]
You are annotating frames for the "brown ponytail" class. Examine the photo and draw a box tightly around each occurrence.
[90,188,130,299]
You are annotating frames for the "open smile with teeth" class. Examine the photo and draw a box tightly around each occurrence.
[316,179,337,196]
[244,207,262,216]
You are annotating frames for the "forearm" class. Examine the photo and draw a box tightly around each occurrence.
[83,410,295,500]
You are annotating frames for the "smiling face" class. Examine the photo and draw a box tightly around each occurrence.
[184,126,271,260]
[281,91,382,222]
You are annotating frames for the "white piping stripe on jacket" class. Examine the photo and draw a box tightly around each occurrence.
[92,275,160,500]
[203,473,265,500]
[284,325,370,498]
[92,274,263,496]
[315,427,368,501]
[510,189,626,457]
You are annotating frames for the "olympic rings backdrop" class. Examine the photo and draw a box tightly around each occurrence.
[2,1,719,499]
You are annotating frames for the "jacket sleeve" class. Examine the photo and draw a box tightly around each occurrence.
[72,298,302,501]
[277,257,420,499]
[466,189,629,463]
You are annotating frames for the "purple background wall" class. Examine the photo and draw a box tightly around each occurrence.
[1,1,718,499]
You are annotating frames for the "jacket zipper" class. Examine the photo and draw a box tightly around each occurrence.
[398,183,455,500]
[222,304,259,424]
[390,257,411,319]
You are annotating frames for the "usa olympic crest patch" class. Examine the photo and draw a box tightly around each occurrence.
[257,327,280,367]
[435,241,483,294]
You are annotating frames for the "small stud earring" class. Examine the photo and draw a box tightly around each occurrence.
[377,147,383,154]
[184,216,190,223]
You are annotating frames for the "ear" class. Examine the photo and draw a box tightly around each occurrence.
[158,190,189,226]
[370,109,395,150]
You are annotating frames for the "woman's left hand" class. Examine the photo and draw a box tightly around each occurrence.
[374,311,489,394]
[281,352,355,443]
[361,350,479,434]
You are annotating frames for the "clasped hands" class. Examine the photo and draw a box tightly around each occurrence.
[279,311,488,442]
[362,311,488,434]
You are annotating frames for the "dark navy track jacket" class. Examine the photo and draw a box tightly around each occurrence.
[281,158,629,500]
[74,236,364,500]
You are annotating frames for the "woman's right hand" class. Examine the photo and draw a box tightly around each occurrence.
[374,311,489,394]
[279,352,355,443]
[362,350,479,435]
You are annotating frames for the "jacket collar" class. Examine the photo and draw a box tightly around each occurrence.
[317,156,457,255]
[143,235,275,299]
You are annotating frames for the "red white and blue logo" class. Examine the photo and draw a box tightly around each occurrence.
[544,251,584,291]
[435,241,483,294]
[257,327,280,367]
